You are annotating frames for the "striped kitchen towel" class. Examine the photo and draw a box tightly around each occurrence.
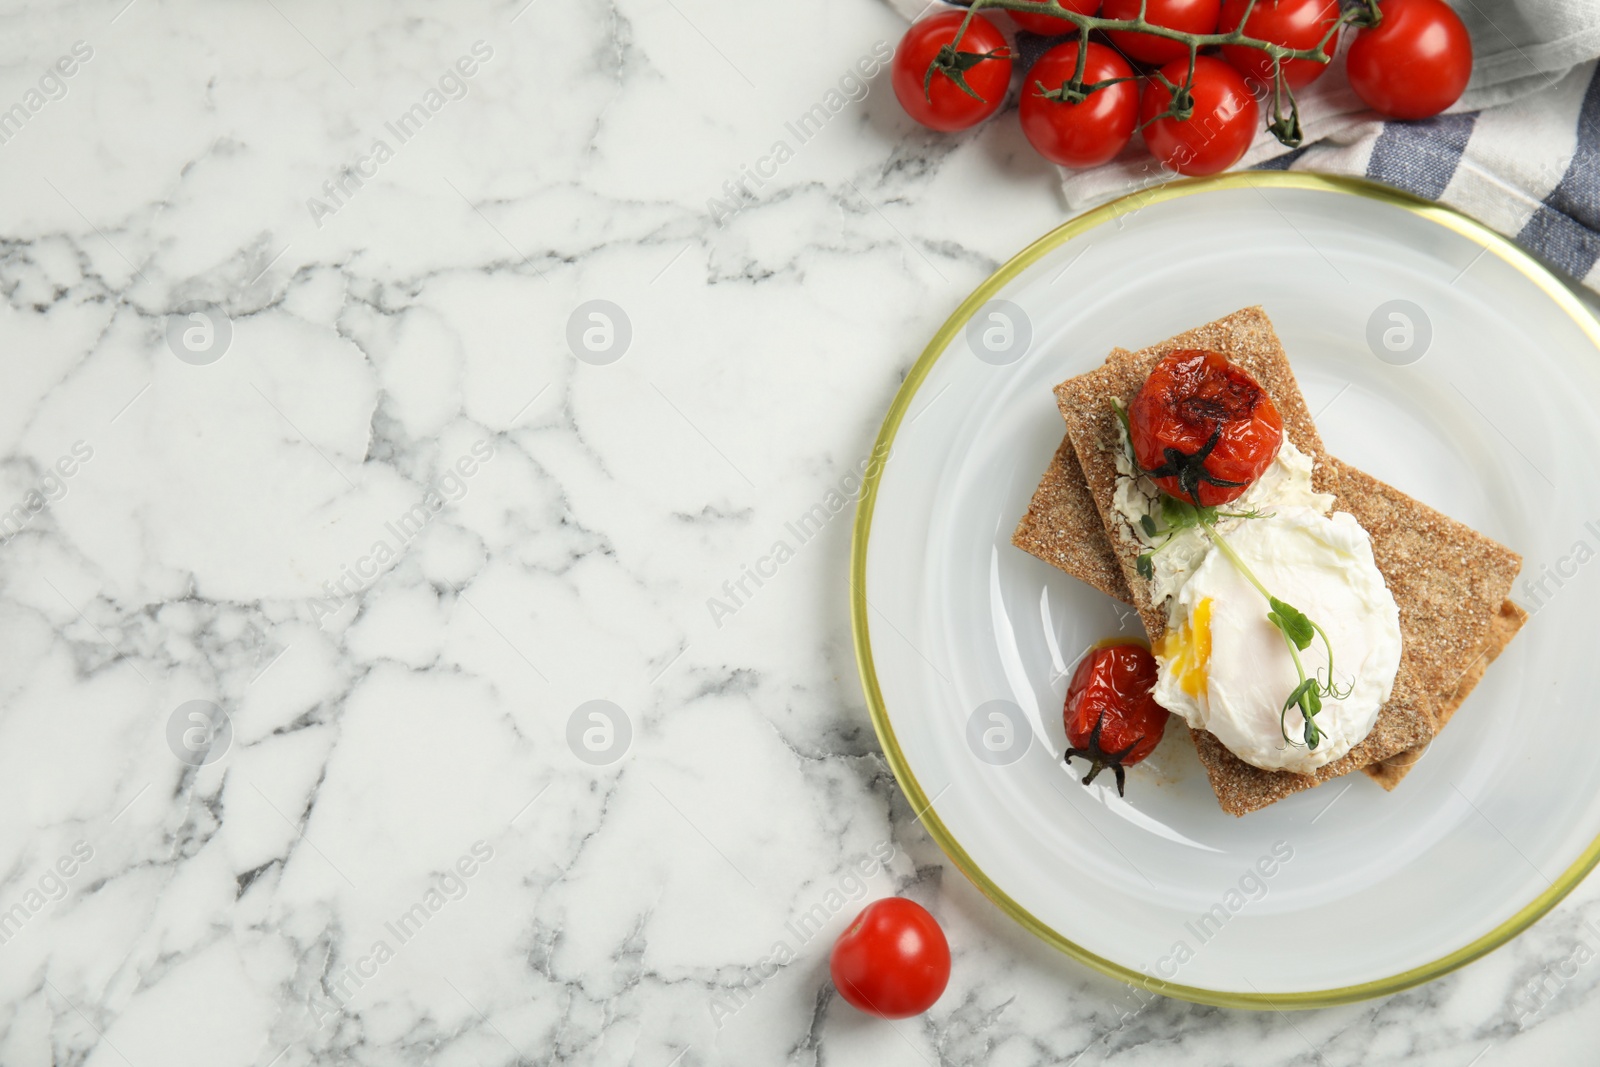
[884,1,1600,291]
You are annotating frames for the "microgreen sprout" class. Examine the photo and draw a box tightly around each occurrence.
[1114,395,1346,749]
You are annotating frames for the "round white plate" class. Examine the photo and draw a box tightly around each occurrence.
[851,173,1600,1008]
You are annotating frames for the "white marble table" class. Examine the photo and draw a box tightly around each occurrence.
[2,0,1598,1064]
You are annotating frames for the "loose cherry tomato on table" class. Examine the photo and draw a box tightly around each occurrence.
[1101,0,1221,65]
[892,11,1014,132]
[1064,643,1168,796]
[1020,42,1139,168]
[1218,0,1342,89]
[1009,0,1101,36]
[830,898,951,1019]
[1139,55,1260,176]
[1127,348,1284,507]
[1346,0,1473,120]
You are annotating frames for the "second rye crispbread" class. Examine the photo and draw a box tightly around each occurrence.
[1367,598,1527,788]
[1011,433,1527,790]
[1051,307,1521,815]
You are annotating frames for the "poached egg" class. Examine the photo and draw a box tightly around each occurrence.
[1114,436,1403,774]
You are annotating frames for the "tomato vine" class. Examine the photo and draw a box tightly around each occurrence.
[937,0,1383,148]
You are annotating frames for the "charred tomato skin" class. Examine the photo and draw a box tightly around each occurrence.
[1063,643,1168,795]
[1128,348,1284,507]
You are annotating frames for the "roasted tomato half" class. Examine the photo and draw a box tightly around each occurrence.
[1127,348,1283,507]
[1063,643,1168,796]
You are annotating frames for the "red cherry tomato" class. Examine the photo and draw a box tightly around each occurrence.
[1010,0,1101,36]
[1101,0,1221,65]
[1020,42,1139,168]
[1064,643,1168,796]
[1219,0,1342,90]
[1128,348,1284,506]
[830,898,951,1019]
[892,11,1013,132]
[1346,0,1473,120]
[1139,55,1260,176]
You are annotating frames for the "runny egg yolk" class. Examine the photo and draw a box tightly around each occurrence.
[1156,597,1212,698]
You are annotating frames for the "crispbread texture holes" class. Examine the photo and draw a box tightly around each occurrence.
[1046,307,1520,815]
[1011,434,1525,791]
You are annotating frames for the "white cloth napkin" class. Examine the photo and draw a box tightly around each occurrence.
[884,1,1600,290]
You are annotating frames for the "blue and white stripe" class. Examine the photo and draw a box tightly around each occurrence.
[1260,61,1600,291]
[887,0,1600,292]
[1515,64,1600,284]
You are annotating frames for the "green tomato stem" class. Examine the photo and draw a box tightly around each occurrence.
[1199,521,1274,602]
[1198,520,1306,685]
[1198,515,1345,745]
[949,0,1363,148]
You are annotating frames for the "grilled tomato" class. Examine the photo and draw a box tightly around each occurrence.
[1064,642,1168,796]
[1127,348,1283,507]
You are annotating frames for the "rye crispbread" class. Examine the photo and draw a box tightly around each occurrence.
[1047,307,1522,815]
[1323,458,1524,787]
[1366,598,1527,789]
[1012,434,1526,791]
[1012,433,1133,602]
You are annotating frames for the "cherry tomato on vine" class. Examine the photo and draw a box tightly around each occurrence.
[1128,348,1284,506]
[1218,0,1342,90]
[1346,0,1472,120]
[892,11,1014,132]
[1009,0,1101,36]
[1139,55,1260,176]
[830,898,951,1019]
[1101,0,1221,65]
[1063,643,1168,796]
[1020,42,1139,168]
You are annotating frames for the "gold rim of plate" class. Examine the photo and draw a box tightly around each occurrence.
[848,170,1600,1011]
